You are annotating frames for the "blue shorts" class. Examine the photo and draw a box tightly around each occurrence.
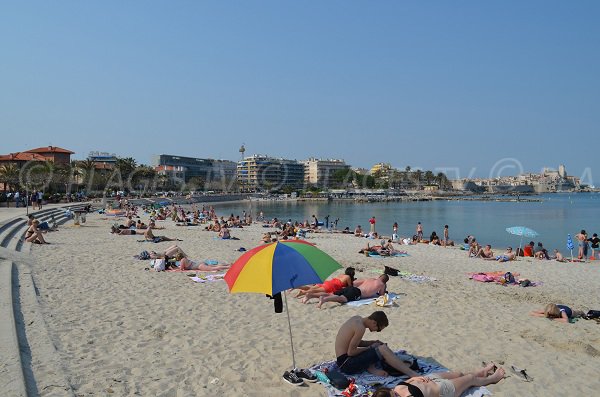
[337,347,382,374]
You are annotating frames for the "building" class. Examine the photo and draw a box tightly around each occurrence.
[23,146,74,165]
[303,158,350,187]
[88,151,118,168]
[152,154,237,185]
[237,155,304,192]
[370,163,393,176]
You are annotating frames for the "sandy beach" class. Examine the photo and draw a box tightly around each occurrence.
[13,211,600,396]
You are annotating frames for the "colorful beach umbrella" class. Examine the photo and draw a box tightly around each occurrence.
[506,226,539,258]
[224,240,342,373]
[225,239,342,295]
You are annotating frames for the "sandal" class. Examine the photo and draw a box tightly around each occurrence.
[511,365,533,382]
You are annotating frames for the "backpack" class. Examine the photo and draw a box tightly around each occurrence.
[504,272,516,284]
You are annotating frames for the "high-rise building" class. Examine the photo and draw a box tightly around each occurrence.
[303,158,350,187]
[237,155,304,192]
[152,154,237,183]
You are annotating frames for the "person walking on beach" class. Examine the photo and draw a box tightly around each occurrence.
[332,311,420,377]
[392,222,398,241]
[416,222,423,241]
[369,216,376,234]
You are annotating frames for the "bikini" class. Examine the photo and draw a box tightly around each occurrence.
[396,381,424,397]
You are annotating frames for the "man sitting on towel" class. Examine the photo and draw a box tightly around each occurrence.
[317,274,389,309]
[334,311,420,377]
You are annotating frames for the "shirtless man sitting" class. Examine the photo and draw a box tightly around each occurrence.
[334,311,420,377]
[317,274,389,309]
[476,244,494,259]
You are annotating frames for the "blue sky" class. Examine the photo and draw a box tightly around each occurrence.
[1,1,599,181]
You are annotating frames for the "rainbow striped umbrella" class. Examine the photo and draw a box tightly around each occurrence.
[225,240,342,295]
[224,240,342,372]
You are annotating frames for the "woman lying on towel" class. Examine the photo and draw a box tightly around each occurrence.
[374,363,505,397]
[174,253,231,272]
[530,303,585,323]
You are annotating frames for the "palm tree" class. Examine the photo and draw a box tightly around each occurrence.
[115,157,137,183]
[0,162,20,193]
[436,172,449,189]
[424,170,434,185]
[76,159,97,186]
[414,170,423,189]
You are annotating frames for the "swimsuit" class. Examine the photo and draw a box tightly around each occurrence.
[557,304,573,319]
[334,286,362,301]
[336,347,382,374]
[396,375,455,397]
[319,278,344,293]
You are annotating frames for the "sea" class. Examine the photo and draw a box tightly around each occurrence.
[210,193,600,253]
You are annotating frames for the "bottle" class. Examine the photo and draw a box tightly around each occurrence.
[314,370,330,384]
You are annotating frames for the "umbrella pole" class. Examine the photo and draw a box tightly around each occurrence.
[283,290,297,370]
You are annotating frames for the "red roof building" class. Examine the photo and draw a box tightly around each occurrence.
[24,146,74,164]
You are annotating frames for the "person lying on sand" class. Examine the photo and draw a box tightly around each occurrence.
[110,225,137,235]
[316,274,388,309]
[150,245,186,259]
[296,267,355,300]
[174,253,231,272]
[373,364,505,397]
[489,247,516,262]
[333,311,420,377]
[530,303,584,323]
[144,224,181,242]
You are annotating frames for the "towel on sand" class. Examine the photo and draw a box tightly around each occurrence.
[310,350,490,397]
[190,274,226,283]
[346,293,399,307]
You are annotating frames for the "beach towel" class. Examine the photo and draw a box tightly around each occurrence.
[468,272,541,287]
[346,293,399,307]
[368,251,410,258]
[190,274,225,283]
[397,271,437,283]
[310,350,490,397]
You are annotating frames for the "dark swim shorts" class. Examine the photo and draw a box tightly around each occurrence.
[337,347,382,374]
[334,286,361,301]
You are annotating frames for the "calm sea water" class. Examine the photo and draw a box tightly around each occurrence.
[212,193,600,252]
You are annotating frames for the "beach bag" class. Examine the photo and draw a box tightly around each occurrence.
[375,293,390,307]
[586,310,600,319]
[384,265,399,277]
[151,259,165,272]
[504,272,516,284]
[326,369,350,390]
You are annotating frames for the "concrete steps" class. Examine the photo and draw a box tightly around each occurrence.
[0,203,94,397]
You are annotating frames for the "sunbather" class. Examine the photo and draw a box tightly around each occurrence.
[316,274,388,309]
[476,244,494,259]
[296,267,355,299]
[552,249,566,262]
[144,225,181,242]
[530,303,584,323]
[373,364,505,397]
[333,311,420,377]
[175,253,231,271]
[489,247,515,262]
[25,220,48,244]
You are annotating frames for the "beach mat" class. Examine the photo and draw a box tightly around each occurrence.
[346,293,399,307]
[189,274,226,283]
[310,350,490,397]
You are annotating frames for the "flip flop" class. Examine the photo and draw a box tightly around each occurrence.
[511,365,533,382]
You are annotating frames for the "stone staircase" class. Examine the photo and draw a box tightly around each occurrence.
[0,204,93,397]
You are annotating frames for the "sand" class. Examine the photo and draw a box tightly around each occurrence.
[16,212,600,396]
